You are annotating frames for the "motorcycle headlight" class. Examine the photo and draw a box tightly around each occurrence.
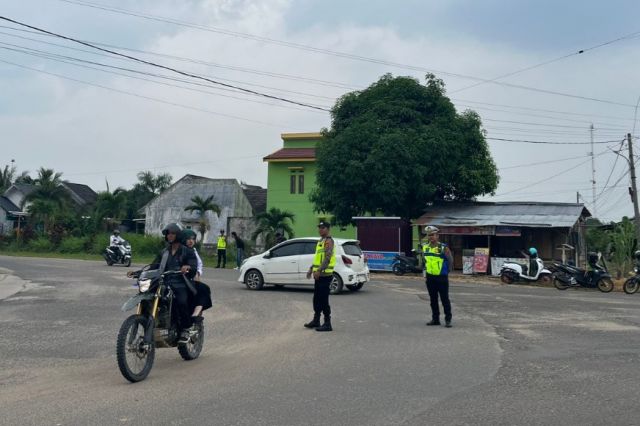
[138,279,151,293]
[635,267,639,273]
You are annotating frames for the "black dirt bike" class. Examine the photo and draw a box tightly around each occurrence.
[551,260,614,293]
[116,267,204,383]
[623,266,640,294]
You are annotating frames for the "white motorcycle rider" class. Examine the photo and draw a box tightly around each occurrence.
[500,247,552,284]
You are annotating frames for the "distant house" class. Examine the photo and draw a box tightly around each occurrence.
[62,182,98,207]
[263,132,355,238]
[0,196,21,235]
[3,183,35,210]
[141,174,266,246]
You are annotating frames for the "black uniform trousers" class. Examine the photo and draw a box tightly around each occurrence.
[216,249,226,268]
[171,285,192,331]
[426,274,452,322]
[313,275,332,320]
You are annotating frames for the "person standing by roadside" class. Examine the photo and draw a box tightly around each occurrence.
[231,231,245,270]
[304,221,336,332]
[423,226,454,328]
[216,230,227,269]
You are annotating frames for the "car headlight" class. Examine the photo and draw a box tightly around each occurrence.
[138,279,151,293]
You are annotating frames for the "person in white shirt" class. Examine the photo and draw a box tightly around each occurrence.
[109,230,126,259]
[182,230,212,323]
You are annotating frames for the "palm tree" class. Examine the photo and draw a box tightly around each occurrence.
[252,208,296,249]
[0,164,16,193]
[94,185,128,230]
[24,168,71,233]
[184,195,221,242]
[136,171,173,195]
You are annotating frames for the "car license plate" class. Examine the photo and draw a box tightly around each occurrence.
[357,274,368,282]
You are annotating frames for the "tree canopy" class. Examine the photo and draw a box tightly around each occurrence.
[310,73,499,225]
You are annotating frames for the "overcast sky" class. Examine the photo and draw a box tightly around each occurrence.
[1,0,639,221]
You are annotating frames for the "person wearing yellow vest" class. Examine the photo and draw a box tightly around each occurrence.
[215,229,227,269]
[304,221,336,332]
[423,225,454,327]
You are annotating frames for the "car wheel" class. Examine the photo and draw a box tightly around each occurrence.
[346,282,364,292]
[329,274,344,295]
[244,269,264,290]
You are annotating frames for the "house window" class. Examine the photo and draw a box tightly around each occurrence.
[290,174,297,194]
[298,174,304,194]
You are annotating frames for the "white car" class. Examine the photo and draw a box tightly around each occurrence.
[238,238,370,294]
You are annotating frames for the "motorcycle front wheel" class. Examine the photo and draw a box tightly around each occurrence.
[597,278,615,293]
[392,263,405,276]
[116,314,155,383]
[623,278,639,295]
[178,321,204,361]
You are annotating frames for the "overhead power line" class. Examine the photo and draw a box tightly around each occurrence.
[50,1,638,108]
[0,57,300,129]
[450,29,640,94]
[487,137,621,145]
[0,16,331,112]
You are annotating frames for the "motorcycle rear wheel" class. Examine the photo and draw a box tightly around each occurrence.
[500,273,513,284]
[597,278,615,293]
[117,314,155,383]
[553,277,570,290]
[178,321,204,361]
[623,278,639,295]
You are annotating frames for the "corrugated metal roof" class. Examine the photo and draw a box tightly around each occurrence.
[263,148,316,161]
[414,202,590,228]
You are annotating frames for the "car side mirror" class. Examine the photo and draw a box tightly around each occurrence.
[264,252,271,259]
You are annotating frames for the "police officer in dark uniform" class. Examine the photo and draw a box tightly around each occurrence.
[423,226,454,328]
[304,221,336,332]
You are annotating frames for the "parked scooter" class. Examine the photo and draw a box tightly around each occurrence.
[500,251,552,284]
[552,252,614,292]
[392,250,423,275]
[623,250,640,294]
[104,241,132,267]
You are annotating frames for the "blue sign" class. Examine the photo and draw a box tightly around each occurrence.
[364,251,400,272]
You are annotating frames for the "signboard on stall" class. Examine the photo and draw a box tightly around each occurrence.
[473,248,490,274]
[462,249,475,275]
[495,226,521,237]
[363,251,399,271]
[439,226,495,235]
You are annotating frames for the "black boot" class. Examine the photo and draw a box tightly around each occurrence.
[304,315,321,328]
[315,317,332,332]
[426,319,441,326]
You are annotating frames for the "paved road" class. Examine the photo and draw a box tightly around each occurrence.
[1,256,639,425]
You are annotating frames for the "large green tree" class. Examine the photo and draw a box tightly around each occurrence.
[184,195,221,242]
[310,73,499,225]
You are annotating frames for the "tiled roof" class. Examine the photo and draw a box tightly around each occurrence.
[263,148,316,161]
[63,182,98,205]
[242,186,267,214]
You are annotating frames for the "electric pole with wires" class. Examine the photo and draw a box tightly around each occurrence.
[627,133,640,243]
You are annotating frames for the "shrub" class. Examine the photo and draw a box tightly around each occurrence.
[29,237,53,252]
[58,236,87,253]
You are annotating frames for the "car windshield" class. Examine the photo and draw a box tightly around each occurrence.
[342,242,363,256]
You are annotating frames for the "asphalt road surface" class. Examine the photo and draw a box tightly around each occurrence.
[1,256,640,426]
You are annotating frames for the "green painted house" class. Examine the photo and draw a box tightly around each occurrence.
[263,132,355,239]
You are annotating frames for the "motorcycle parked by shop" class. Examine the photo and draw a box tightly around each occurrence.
[551,253,614,292]
[500,257,552,284]
[391,250,423,275]
[623,267,640,294]
[104,241,132,267]
[116,267,205,383]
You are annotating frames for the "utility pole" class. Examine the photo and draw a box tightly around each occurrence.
[576,191,580,204]
[627,133,640,242]
[590,124,597,217]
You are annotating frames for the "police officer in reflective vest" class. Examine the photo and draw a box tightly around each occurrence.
[304,221,336,332]
[423,226,454,327]
[216,230,227,269]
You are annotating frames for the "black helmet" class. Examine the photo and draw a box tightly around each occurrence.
[182,229,197,241]
[162,223,183,242]
[587,252,599,265]
[634,250,640,261]
[113,229,120,235]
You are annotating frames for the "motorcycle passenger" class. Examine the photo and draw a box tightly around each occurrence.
[109,229,126,260]
[527,247,538,277]
[151,223,198,344]
[182,230,213,326]
[634,250,640,270]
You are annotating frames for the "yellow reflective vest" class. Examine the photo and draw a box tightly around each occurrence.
[217,235,227,250]
[423,243,449,276]
[312,238,336,275]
